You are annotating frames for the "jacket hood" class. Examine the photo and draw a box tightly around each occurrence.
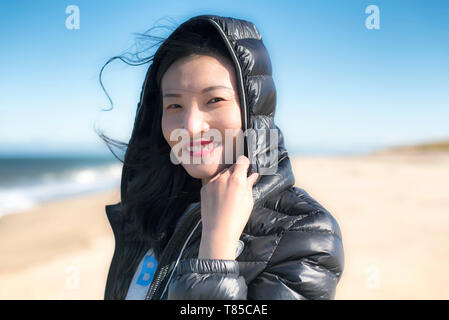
[117,14,295,213]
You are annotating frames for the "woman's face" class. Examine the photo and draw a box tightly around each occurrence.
[161,54,243,185]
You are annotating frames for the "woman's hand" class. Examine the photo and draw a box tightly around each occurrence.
[198,155,259,260]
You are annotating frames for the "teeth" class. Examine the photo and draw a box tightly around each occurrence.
[204,142,214,151]
[187,145,202,152]
[186,142,216,152]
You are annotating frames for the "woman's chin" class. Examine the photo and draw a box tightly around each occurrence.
[182,162,221,180]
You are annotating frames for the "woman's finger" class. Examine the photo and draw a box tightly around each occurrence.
[247,172,259,187]
[232,155,250,177]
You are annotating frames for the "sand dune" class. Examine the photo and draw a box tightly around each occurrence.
[1,152,448,299]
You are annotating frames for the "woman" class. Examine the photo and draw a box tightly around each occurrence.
[101,14,344,300]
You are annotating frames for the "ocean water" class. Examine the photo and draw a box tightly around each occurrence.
[0,156,123,218]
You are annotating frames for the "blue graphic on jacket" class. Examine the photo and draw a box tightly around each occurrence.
[136,254,158,286]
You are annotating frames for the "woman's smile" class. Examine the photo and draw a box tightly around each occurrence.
[184,141,222,158]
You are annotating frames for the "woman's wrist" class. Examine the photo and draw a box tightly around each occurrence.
[198,230,239,260]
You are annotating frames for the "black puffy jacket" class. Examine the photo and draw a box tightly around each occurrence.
[104,14,344,300]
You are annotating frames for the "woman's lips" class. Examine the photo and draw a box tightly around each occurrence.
[185,141,220,157]
[190,140,213,147]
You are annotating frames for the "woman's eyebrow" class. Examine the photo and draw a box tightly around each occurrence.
[163,85,233,98]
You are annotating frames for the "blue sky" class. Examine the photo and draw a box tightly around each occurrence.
[1,0,448,156]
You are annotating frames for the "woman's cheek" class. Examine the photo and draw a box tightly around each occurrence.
[161,117,176,147]
[222,105,242,130]
[167,129,180,150]
[217,110,241,130]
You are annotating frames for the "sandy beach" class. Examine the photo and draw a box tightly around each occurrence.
[1,151,448,299]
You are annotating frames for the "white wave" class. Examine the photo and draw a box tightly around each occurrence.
[73,169,97,184]
[0,191,37,218]
[0,163,123,219]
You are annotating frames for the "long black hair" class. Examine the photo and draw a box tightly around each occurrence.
[96,17,236,263]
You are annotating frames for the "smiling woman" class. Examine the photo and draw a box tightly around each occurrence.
[97,14,344,300]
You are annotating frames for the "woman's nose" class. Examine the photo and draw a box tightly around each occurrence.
[183,107,209,136]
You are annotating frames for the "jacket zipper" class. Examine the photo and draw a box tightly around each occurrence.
[159,218,202,299]
[145,202,201,300]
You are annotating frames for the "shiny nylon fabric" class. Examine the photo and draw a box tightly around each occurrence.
[104,14,344,300]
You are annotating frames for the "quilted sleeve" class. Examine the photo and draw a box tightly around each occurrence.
[247,209,345,300]
[167,258,247,300]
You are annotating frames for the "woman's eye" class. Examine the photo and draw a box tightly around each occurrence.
[209,97,224,104]
[167,104,181,110]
